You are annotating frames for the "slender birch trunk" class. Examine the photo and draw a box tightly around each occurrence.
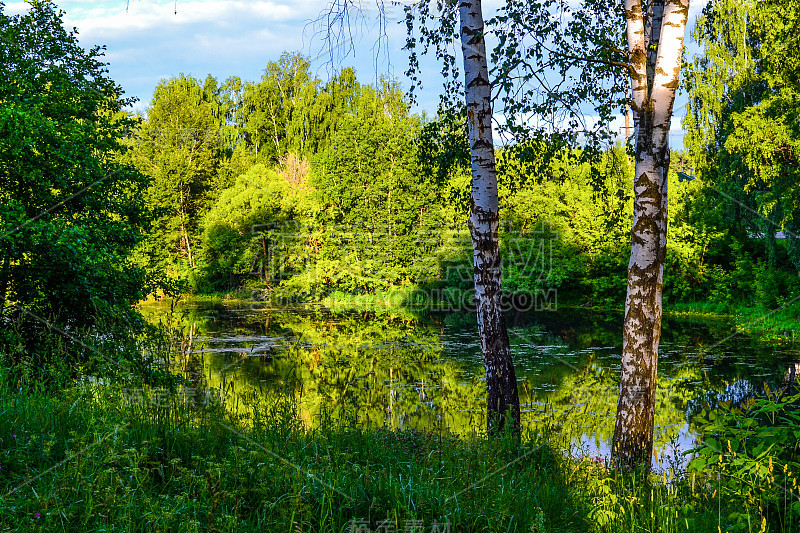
[613,0,690,468]
[459,0,521,436]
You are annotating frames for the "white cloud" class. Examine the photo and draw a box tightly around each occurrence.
[52,0,419,108]
[71,1,319,38]
[4,1,335,108]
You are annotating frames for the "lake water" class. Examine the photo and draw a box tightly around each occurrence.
[139,300,800,470]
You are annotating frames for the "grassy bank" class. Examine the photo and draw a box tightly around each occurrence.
[2,369,797,532]
[665,301,800,344]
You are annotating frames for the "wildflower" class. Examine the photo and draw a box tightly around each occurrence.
[35,513,40,519]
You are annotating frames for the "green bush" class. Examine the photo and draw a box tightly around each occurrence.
[687,390,800,532]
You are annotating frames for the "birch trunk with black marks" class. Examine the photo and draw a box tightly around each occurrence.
[613,0,690,468]
[459,0,521,436]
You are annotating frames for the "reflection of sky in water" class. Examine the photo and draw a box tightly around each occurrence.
[575,422,695,472]
[141,302,799,471]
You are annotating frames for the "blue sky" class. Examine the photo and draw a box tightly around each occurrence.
[5,0,706,145]
[6,0,431,110]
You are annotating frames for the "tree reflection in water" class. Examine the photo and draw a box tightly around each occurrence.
[139,301,799,470]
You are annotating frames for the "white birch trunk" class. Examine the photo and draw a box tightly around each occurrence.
[459,0,521,435]
[613,0,690,468]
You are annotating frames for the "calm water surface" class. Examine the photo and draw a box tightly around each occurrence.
[139,301,800,469]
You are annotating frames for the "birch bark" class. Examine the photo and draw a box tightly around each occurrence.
[613,0,690,468]
[459,0,521,435]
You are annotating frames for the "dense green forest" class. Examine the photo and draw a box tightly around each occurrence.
[1,0,799,531]
[119,50,800,320]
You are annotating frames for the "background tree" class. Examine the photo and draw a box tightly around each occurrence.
[239,53,322,163]
[128,74,224,284]
[684,0,800,271]
[195,164,300,292]
[311,82,434,294]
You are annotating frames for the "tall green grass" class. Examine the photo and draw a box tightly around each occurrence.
[2,366,797,532]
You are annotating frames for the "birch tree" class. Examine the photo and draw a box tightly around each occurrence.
[315,0,524,435]
[612,0,690,468]
[459,0,521,434]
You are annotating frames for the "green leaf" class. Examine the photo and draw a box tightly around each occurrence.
[706,437,721,453]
